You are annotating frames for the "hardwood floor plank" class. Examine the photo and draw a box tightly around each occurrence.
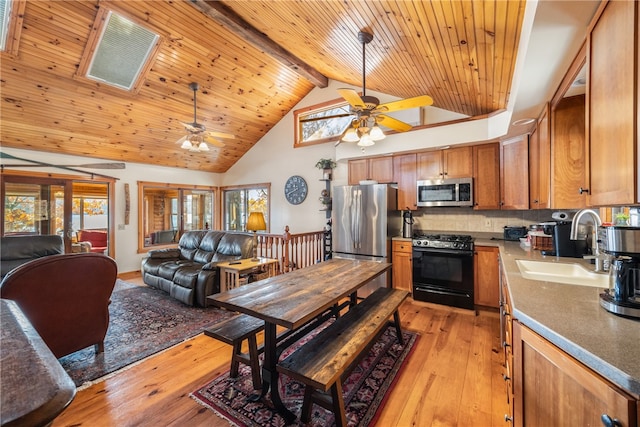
[52,294,508,427]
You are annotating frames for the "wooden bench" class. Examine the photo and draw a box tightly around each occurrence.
[204,313,264,389]
[276,287,409,426]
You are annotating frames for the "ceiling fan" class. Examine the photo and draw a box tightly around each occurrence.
[178,82,235,152]
[337,31,434,147]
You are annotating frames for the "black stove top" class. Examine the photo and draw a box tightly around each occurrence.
[412,233,474,251]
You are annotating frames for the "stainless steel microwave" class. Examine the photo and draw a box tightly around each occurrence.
[417,177,473,207]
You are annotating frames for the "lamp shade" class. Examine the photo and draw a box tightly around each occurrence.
[246,212,266,232]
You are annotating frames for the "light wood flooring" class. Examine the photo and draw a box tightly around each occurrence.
[52,275,508,427]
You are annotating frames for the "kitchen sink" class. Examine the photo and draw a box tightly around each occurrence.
[515,259,609,288]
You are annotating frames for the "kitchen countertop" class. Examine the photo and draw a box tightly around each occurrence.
[498,240,639,397]
[393,233,640,396]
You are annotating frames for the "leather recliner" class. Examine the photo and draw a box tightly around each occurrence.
[0,253,118,358]
[141,230,255,307]
[0,234,64,279]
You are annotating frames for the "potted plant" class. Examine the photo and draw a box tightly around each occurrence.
[315,158,337,180]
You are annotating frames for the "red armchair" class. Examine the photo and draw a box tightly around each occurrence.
[0,253,117,358]
[77,229,108,253]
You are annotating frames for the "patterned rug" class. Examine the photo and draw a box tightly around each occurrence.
[58,279,234,387]
[191,324,418,427]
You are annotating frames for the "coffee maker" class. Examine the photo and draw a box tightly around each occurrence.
[600,226,640,319]
[540,221,588,258]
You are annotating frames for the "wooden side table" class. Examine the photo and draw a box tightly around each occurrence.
[218,257,279,292]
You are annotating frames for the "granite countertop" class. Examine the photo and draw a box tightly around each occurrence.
[392,232,639,396]
[498,241,640,397]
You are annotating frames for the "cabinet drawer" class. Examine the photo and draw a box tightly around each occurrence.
[393,240,412,253]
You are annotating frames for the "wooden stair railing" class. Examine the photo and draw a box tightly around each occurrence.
[255,226,326,274]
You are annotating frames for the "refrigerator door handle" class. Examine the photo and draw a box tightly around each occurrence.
[355,189,362,248]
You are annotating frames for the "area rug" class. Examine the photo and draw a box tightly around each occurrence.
[58,279,234,387]
[191,325,418,427]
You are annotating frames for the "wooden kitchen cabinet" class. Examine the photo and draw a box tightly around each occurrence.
[512,321,637,427]
[473,245,499,308]
[417,146,472,180]
[347,157,394,185]
[500,267,514,423]
[392,240,412,292]
[587,0,638,206]
[472,142,501,210]
[393,153,417,210]
[552,94,587,209]
[500,135,529,210]
[528,104,550,209]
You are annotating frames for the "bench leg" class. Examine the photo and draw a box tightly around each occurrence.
[230,341,242,378]
[247,334,262,390]
[300,385,315,423]
[393,311,404,346]
[330,379,347,427]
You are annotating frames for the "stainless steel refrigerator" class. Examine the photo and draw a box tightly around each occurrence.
[332,183,400,297]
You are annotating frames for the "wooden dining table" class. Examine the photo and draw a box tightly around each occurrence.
[207,257,392,423]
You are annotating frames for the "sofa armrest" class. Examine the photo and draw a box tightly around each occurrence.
[201,261,220,271]
[146,248,180,259]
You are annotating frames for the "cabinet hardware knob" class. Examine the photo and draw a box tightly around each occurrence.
[533,199,539,204]
[600,414,622,427]
[502,373,510,381]
[503,341,510,348]
[503,310,510,317]
[579,187,590,194]
[504,414,513,423]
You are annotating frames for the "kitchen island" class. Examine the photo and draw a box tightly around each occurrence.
[495,240,639,396]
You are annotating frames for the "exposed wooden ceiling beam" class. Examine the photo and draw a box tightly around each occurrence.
[188,0,329,88]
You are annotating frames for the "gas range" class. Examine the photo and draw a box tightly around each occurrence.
[412,233,474,251]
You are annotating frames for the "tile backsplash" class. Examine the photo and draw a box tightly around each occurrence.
[411,208,567,234]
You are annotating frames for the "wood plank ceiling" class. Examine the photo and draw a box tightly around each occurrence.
[0,0,526,173]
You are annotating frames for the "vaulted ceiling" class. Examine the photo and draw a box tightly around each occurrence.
[0,0,526,173]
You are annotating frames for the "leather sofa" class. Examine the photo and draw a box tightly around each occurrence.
[0,253,118,358]
[0,234,64,279]
[77,229,108,253]
[141,230,255,307]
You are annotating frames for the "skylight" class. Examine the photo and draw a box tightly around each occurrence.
[79,8,160,92]
[0,0,11,51]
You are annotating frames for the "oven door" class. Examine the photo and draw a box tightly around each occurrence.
[412,247,474,309]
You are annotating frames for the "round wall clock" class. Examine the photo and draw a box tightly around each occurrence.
[284,175,308,205]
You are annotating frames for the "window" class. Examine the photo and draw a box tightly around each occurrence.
[138,182,215,250]
[76,6,161,93]
[294,97,353,147]
[222,184,270,232]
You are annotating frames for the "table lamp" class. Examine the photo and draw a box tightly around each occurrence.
[246,211,266,261]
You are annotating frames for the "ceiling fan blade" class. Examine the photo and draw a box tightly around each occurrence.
[337,88,366,109]
[204,136,225,147]
[376,114,413,132]
[180,121,205,132]
[374,95,434,113]
[207,130,235,140]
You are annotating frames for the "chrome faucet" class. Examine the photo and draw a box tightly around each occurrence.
[570,209,604,271]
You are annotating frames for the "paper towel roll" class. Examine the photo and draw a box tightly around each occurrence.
[551,211,570,221]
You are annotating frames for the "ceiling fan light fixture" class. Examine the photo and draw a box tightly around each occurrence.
[370,125,385,141]
[180,139,192,150]
[342,128,360,142]
[357,133,375,147]
[197,141,209,151]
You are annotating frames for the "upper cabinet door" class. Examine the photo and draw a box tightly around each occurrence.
[442,146,473,179]
[473,143,501,210]
[500,135,530,210]
[416,151,442,180]
[587,0,638,206]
